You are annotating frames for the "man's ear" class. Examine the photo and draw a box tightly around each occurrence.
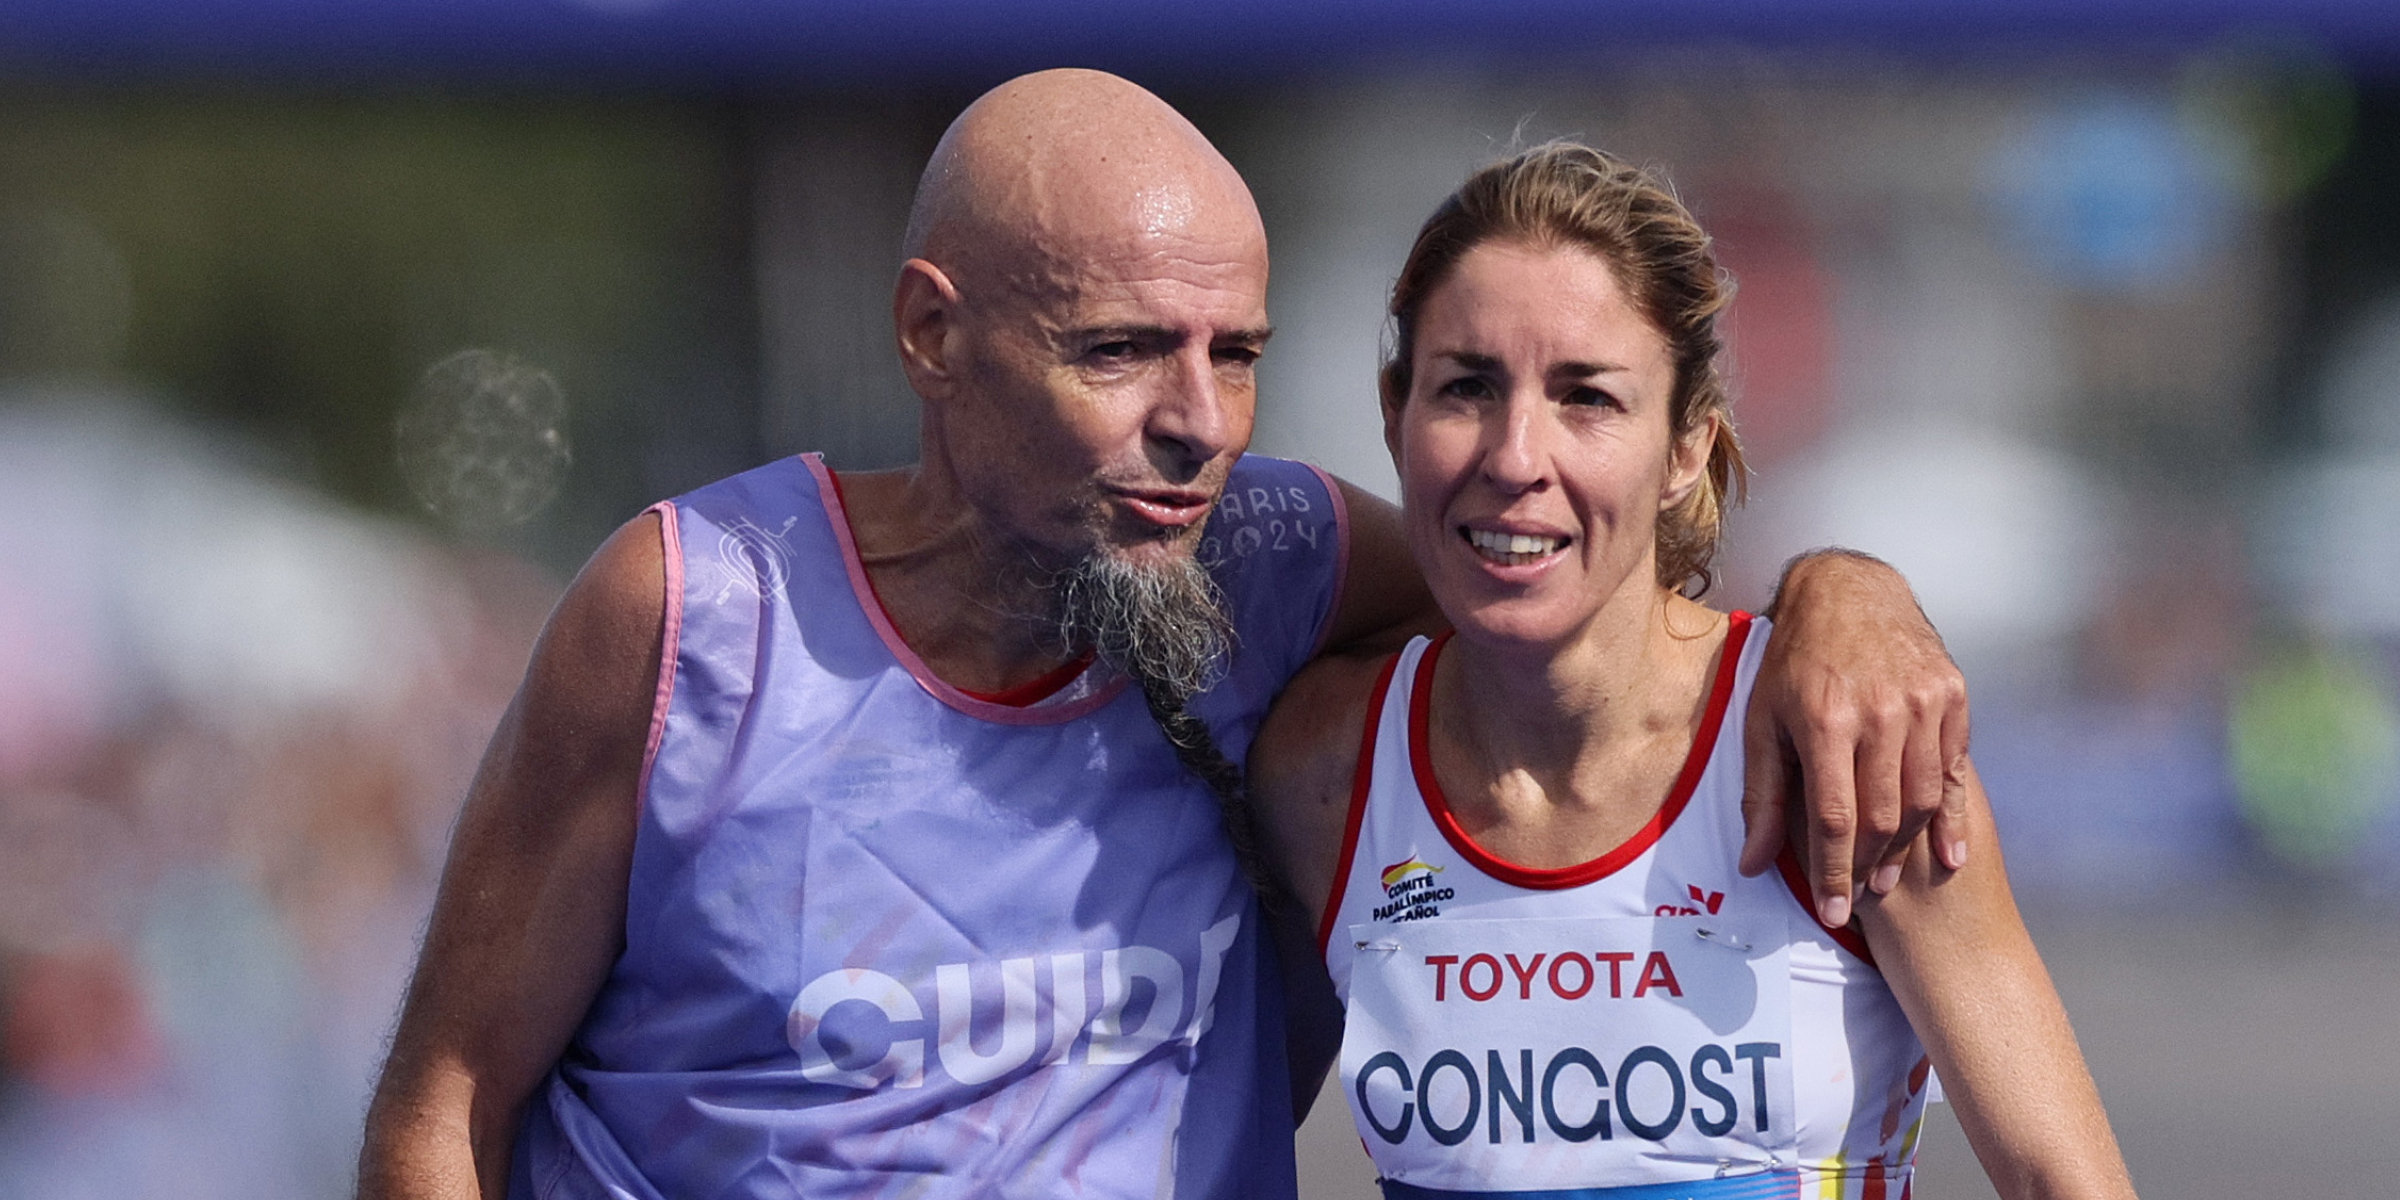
[894,258,963,400]
[1661,412,1717,510]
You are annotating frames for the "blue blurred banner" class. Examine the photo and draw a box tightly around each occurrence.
[5,0,2400,83]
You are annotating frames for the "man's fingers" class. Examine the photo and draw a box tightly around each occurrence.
[1877,696,1948,891]
[1738,700,1788,877]
[1851,705,1906,893]
[1802,729,1859,929]
[1932,737,1973,871]
[1936,684,1973,870]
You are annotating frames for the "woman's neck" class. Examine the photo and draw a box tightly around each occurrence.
[1430,587,1729,867]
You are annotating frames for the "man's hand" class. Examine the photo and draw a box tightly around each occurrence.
[1738,550,1971,929]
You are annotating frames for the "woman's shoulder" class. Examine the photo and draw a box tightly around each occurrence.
[1254,648,1397,793]
[1249,645,1407,902]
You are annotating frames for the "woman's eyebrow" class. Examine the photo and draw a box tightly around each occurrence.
[1550,359,1628,379]
[1430,351,1629,377]
[1434,351,1503,372]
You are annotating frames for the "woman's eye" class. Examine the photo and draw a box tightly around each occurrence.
[1438,376,1492,400]
[1564,386,1619,409]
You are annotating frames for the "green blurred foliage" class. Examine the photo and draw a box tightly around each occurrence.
[2229,642,2400,870]
[0,89,746,538]
[2179,36,2358,206]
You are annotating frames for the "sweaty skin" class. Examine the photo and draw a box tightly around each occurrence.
[356,69,1966,1196]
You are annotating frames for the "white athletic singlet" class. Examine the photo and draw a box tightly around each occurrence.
[1321,614,1931,1200]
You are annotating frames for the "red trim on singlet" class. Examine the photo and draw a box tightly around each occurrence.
[1410,612,1754,890]
[1317,651,1407,956]
[1774,845,1878,965]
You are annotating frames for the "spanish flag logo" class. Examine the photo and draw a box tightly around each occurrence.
[1379,856,1442,890]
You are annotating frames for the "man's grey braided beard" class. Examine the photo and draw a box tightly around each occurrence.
[1051,548,1232,710]
[1051,549,1273,897]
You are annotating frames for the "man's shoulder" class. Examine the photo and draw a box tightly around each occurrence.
[1221,452,1327,501]
[1191,456,1351,717]
[1204,455,1341,560]
[669,454,822,511]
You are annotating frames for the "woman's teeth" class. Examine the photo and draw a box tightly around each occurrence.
[1466,528,1565,565]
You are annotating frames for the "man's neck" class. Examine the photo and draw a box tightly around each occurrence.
[829,465,1085,695]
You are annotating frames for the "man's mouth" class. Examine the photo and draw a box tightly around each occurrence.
[1464,527,1569,566]
[1113,488,1216,530]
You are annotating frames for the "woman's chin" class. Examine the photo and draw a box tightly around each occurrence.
[1438,602,1585,655]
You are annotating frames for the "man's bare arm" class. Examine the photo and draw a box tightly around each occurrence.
[358,514,665,1199]
[1738,550,1971,929]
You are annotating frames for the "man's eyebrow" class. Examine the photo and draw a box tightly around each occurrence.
[1063,323,1273,348]
[1069,324,1178,345]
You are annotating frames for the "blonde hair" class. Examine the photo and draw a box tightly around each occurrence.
[1382,141,1748,596]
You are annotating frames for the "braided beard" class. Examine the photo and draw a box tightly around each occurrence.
[1047,546,1269,895]
[1049,547,1232,709]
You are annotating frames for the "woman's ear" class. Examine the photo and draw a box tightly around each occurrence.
[1381,372,1407,469]
[1661,412,1718,511]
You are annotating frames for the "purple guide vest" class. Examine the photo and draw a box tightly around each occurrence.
[510,453,1350,1200]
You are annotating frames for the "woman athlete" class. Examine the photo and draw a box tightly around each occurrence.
[1249,143,2135,1200]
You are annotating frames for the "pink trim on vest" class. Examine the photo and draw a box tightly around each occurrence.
[1303,463,1352,658]
[804,454,1129,726]
[638,500,684,805]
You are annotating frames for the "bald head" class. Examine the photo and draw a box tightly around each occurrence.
[902,69,1265,294]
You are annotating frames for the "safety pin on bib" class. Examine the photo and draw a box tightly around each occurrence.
[1692,925,1752,952]
[1356,938,1400,954]
[1717,1152,1787,1178]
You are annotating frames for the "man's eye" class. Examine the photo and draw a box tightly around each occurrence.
[1213,347,1260,368]
[1089,341,1139,361]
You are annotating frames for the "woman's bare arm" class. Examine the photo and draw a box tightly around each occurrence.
[1856,760,2136,1200]
[1249,648,1390,1116]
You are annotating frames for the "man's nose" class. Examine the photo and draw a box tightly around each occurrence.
[1145,348,1238,470]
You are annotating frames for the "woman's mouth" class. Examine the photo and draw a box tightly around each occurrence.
[1464,527,1569,566]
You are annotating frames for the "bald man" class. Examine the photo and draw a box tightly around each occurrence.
[358,70,1968,1200]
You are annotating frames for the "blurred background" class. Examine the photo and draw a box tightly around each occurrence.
[0,2,2396,1196]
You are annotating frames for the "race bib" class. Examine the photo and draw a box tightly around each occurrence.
[1341,915,1797,1193]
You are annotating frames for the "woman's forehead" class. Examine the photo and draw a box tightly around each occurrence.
[1416,242,1666,369]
